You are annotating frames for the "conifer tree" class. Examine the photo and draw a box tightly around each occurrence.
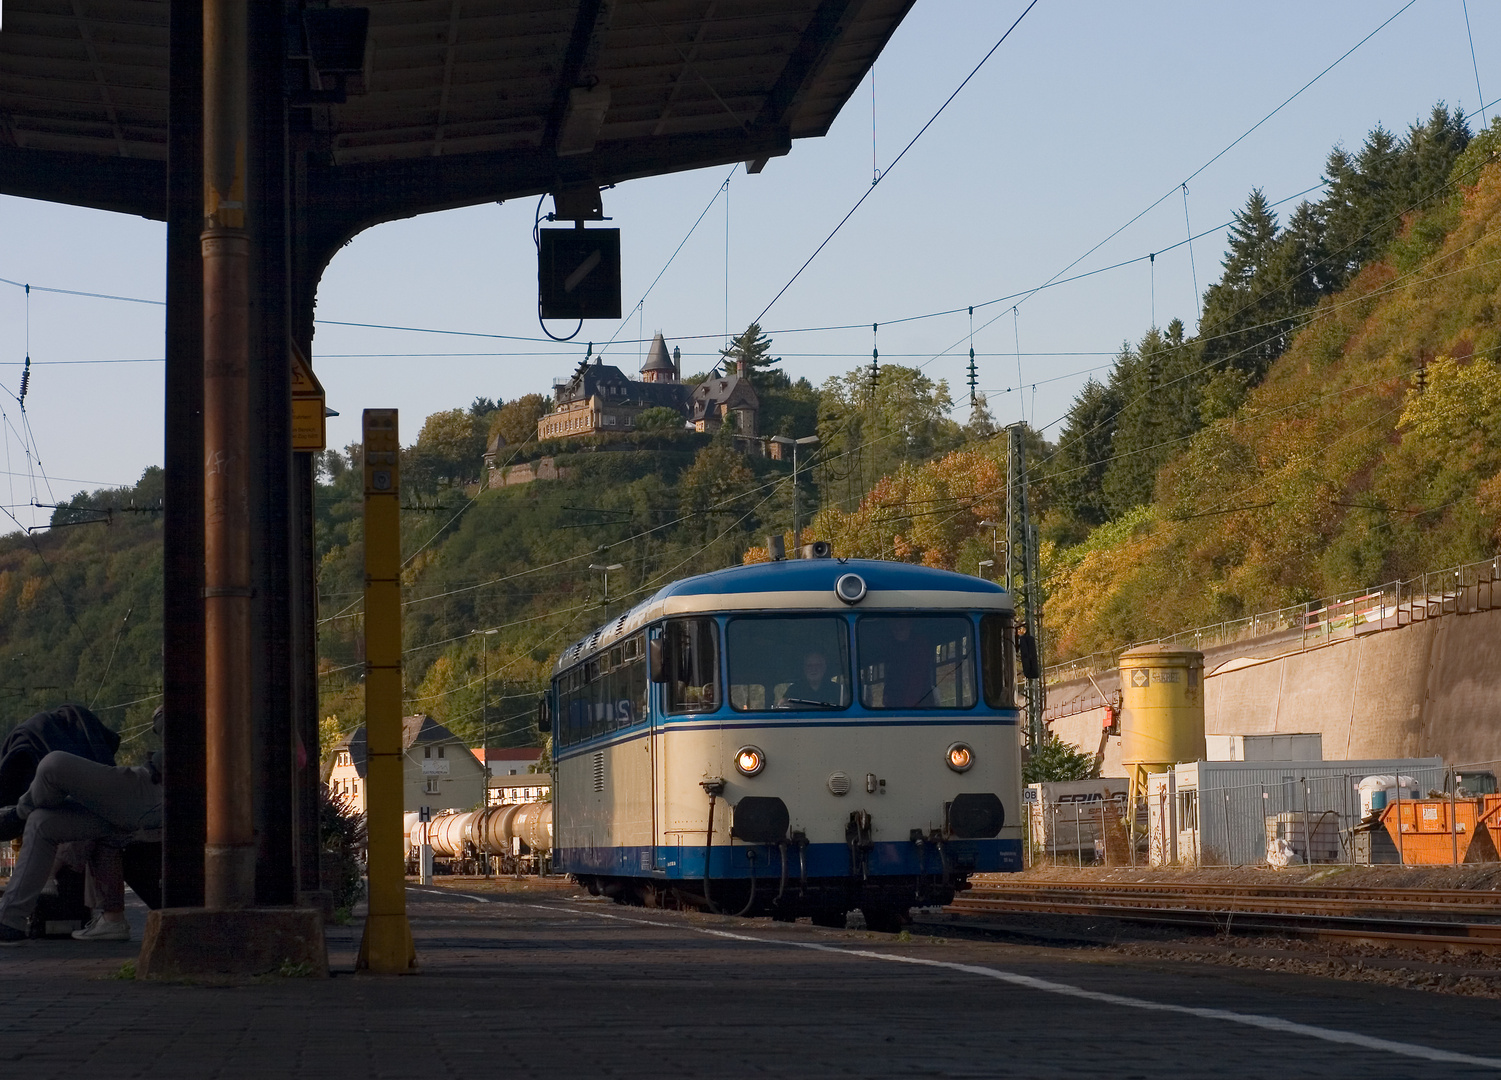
[1198,191,1288,380]
[720,322,781,386]
[1100,323,1200,515]
[1045,377,1121,542]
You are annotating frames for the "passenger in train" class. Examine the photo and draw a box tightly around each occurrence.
[777,650,844,708]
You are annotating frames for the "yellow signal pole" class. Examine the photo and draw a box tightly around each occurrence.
[356,409,416,973]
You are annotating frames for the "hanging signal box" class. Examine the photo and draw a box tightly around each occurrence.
[538,228,621,320]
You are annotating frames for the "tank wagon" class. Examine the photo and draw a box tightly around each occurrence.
[408,802,553,874]
[540,557,1024,930]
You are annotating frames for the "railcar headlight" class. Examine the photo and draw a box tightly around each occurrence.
[946,742,974,773]
[735,745,766,777]
[834,572,867,605]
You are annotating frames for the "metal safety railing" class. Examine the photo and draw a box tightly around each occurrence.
[1046,556,1501,688]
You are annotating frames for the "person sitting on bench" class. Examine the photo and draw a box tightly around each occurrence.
[0,707,163,945]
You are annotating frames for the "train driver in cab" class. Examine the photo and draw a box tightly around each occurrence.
[867,619,936,709]
[777,650,844,708]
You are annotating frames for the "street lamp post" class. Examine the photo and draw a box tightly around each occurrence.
[588,563,624,604]
[771,434,820,554]
[978,519,1003,580]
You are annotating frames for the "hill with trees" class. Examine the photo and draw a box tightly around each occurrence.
[1041,110,1501,659]
[3,102,1499,754]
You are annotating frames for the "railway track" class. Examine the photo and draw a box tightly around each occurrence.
[946,879,1501,954]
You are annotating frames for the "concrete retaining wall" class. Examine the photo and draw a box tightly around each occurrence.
[1045,606,1501,772]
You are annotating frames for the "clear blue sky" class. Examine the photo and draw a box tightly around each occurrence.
[2,0,1496,531]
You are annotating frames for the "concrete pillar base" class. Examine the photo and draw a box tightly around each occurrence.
[137,907,328,979]
[296,888,335,924]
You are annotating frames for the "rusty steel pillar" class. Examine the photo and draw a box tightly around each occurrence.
[247,0,296,908]
[139,0,327,977]
[201,0,256,911]
[162,0,206,908]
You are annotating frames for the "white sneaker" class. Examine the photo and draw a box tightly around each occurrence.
[71,914,129,942]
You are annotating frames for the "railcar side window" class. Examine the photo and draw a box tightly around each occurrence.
[726,617,850,711]
[554,633,651,746]
[979,614,1017,709]
[663,618,720,714]
[620,635,648,724]
[561,668,589,745]
[857,616,976,710]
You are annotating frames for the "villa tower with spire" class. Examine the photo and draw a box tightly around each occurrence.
[535,332,761,453]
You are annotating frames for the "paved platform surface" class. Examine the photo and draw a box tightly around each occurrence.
[3,881,1501,1078]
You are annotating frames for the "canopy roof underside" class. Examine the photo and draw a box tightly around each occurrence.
[0,0,912,220]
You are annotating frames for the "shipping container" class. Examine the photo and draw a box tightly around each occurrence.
[1205,733,1323,762]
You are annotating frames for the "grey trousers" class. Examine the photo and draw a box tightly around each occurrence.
[0,752,161,930]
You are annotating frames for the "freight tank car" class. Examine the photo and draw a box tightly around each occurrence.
[408,802,553,874]
[540,558,1023,930]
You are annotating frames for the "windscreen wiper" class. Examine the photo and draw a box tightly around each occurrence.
[777,697,843,709]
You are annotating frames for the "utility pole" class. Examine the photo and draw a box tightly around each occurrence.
[1006,424,1046,749]
[471,628,499,793]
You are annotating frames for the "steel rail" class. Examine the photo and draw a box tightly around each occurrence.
[967,878,1501,908]
[955,892,1501,921]
[948,886,1501,954]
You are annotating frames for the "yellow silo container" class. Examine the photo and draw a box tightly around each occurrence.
[1119,645,1205,812]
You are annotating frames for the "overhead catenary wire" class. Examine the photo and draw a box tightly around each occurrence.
[1464,0,1487,127]
[1013,0,1419,311]
[1035,212,1501,479]
[1024,146,1501,472]
[430,404,940,608]
[0,177,1345,368]
[0,0,1476,537]
[90,606,132,708]
[0,1,1437,370]
[850,365,1423,531]
[596,164,738,363]
[1181,184,1201,324]
[752,0,1041,326]
[0,8,1463,387]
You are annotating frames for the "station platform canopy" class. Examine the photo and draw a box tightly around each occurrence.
[0,0,918,926]
[0,0,914,231]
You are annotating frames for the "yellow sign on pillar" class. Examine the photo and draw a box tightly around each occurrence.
[356,408,416,974]
[291,341,327,452]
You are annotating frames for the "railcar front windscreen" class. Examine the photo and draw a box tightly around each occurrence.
[726,616,851,711]
[857,615,977,710]
[662,617,720,714]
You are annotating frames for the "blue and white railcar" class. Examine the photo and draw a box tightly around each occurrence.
[544,557,1022,929]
